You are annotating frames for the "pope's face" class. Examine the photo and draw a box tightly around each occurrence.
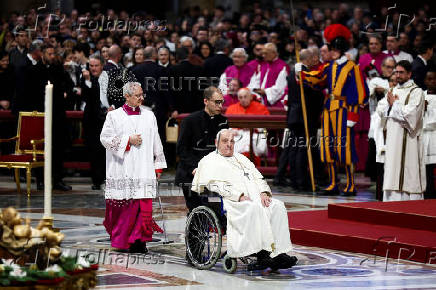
[217,131,235,157]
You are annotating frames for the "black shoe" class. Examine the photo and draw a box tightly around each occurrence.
[53,181,72,191]
[341,190,356,197]
[92,184,101,190]
[112,247,129,253]
[318,188,340,196]
[129,240,148,254]
[270,254,298,271]
[247,250,272,271]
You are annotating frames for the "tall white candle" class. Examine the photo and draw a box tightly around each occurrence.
[44,81,53,219]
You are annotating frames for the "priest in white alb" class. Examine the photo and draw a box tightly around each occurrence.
[381,60,426,201]
[100,82,167,253]
[191,129,297,271]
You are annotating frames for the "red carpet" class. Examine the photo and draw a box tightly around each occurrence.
[288,200,436,264]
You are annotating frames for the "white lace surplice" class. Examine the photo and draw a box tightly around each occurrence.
[100,106,167,200]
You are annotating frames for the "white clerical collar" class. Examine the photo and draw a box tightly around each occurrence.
[335,55,348,65]
[27,54,37,65]
[108,59,119,67]
[418,55,427,66]
[158,61,169,67]
[397,79,415,89]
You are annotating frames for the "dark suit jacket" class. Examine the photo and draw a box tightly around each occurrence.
[169,60,204,113]
[131,61,174,124]
[287,68,324,132]
[175,110,229,185]
[412,57,428,90]
[81,75,104,144]
[203,53,233,79]
[103,61,119,72]
[12,58,46,114]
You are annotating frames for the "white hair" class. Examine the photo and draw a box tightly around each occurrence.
[180,36,196,50]
[230,48,248,60]
[123,82,142,97]
[215,129,235,146]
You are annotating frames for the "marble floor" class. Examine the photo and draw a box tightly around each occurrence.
[1,171,435,290]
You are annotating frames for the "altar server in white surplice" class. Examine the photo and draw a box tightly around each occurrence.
[191,129,297,271]
[423,68,436,199]
[382,61,426,201]
[100,82,167,253]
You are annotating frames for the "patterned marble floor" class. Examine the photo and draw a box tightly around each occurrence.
[1,172,435,289]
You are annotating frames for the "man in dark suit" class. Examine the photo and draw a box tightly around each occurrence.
[131,46,176,142]
[8,27,29,72]
[42,44,73,191]
[203,38,233,81]
[12,42,45,114]
[274,49,325,190]
[412,40,434,90]
[169,47,204,113]
[103,44,122,72]
[81,55,106,190]
[176,86,228,212]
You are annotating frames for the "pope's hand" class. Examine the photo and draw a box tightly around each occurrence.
[260,192,271,207]
[239,195,251,202]
[192,168,197,175]
[129,134,142,146]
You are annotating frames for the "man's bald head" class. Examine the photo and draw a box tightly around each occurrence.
[263,43,278,62]
[143,46,157,61]
[299,48,312,66]
[237,88,253,108]
[108,45,121,62]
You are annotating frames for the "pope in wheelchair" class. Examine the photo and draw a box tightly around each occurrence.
[189,129,298,272]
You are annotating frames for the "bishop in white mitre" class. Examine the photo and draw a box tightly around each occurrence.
[100,82,167,252]
[191,129,297,271]
[381,62,426,201]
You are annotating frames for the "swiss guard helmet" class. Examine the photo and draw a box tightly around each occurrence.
[324,24,351,55]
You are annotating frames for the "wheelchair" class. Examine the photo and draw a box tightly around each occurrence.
[185,191,253,273]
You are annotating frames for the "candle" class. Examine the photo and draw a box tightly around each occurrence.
[44,81,53,219]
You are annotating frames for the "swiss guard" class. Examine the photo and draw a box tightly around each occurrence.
[296,24,368,196]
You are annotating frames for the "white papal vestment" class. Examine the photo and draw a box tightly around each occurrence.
[100,105,167,200]
[191,151,292,258]
[381,80,426,201]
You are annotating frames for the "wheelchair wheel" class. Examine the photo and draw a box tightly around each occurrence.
[222,254,237,274]
[185,206,222,270]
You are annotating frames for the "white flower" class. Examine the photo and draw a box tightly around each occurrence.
[77,256,90,268]
[9,264,26,278]
[45,264,62,273]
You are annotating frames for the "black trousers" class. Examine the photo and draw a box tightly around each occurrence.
[89,142,106,186]
[425,164,436,199]
[181,185,202,212]
[376,162,384,201]
[289,127,325,188]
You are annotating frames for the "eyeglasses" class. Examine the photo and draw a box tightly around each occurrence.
[211,99,224,105]
[383,65,395,69]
